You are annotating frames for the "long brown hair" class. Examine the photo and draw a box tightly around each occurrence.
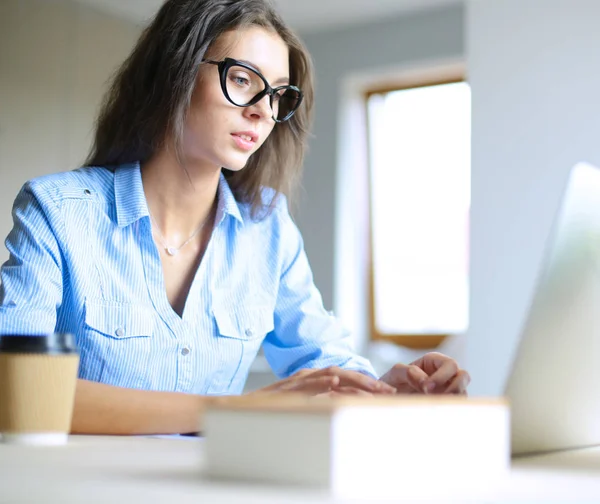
[85,0,314,218]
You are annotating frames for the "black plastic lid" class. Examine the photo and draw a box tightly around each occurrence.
[0,334,78,355]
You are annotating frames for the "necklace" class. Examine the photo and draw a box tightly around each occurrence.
[148,207,213,257]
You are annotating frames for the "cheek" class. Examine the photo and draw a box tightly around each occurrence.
[187,80,230,133]
[185,97,228,146]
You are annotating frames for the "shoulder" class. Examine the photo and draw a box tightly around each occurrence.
[247,188,303,251]
[24,166,114,205]
[236,187,297,238]
[252,187,292,221]
[229,183,290,223]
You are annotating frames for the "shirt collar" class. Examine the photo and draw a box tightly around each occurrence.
[216,172,244,225]
[114,162,244,228]
[114,162,148,228]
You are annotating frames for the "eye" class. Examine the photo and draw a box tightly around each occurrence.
[228,71,251,87]
[273,89,287,102]
[234,76,249,86]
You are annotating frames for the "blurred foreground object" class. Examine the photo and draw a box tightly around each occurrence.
[205,394,509,500]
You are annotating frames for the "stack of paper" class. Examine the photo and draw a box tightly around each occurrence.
[205,395,510,500]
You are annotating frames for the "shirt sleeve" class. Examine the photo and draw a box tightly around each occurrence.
[0,183,63,335]
[262,196,378,380]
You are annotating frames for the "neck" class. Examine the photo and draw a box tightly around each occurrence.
[141,148,220,241]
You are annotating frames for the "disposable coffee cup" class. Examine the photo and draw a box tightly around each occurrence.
[0,334,79,446]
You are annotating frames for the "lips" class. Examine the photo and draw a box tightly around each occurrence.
[231,131,258,152]
[232,131,258,142]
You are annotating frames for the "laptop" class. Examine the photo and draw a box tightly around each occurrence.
[506,161,600,456]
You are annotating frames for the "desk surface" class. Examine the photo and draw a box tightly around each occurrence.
[1,435,600,503]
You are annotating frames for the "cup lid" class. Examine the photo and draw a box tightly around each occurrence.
[0,334,78,354]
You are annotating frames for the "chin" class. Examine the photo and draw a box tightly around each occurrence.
[221,154,253,172]
[222,163,247,172]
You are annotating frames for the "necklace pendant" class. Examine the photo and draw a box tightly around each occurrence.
[166,247,178,256]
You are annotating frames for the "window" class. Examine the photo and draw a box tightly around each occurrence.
[367,79,471,349]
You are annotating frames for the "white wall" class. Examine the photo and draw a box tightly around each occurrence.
[298,4,465,319]
[0,0,140,260]
[467,0,600,395]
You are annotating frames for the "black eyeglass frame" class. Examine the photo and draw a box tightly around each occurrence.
[203,58,303,123]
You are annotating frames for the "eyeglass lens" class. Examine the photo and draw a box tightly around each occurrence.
[226,65,301,121]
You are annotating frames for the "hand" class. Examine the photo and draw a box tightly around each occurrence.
[379,352,470,395]
[253,367,396,396]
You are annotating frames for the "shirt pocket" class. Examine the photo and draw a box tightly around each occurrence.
[210,298,275,394]
[212,301,274,341]
[84,299,154,339]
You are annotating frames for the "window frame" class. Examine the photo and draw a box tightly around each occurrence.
[365,73,467,350]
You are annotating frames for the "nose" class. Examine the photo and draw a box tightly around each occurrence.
[243,94,273,121]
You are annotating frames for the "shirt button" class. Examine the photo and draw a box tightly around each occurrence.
[115,328,125,337]
[181,347,191,356]
[245,328,254,337]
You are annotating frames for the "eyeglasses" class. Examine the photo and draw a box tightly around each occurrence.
[202,58,303,123]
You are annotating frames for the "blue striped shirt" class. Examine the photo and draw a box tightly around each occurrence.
[0,163,376,394]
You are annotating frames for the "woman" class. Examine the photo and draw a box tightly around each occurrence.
[0,0,469,435]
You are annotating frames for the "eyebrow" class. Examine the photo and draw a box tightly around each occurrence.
[237,59,290,86]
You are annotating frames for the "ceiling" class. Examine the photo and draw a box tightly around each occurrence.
[73,0,459,32]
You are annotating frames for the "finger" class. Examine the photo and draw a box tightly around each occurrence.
[405,365,431,392]
[383,364,429,393]
[261,368,321,392]
[326,368,396,394]
[260,371,305,392]
[286,375,340,394]
[304,367,397,394]
[261,376,299,392]
[293,368,317,377]
[442,370,471,395]
[412,352,454,376]
[306,367,378,393]
[424,360,460,392]
[331,386,374,396]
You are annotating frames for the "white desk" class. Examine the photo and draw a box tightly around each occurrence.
[1,436,600,503]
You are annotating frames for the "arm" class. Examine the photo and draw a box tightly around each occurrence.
[258,199,471,395]
[263,197,377,379]
[72,379,210,435]
[0,184,63,333]
[72,370,349,435]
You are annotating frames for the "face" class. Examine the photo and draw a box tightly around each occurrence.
[182,26,290,172]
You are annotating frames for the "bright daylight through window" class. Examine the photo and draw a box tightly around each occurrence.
[368,81,471,337]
